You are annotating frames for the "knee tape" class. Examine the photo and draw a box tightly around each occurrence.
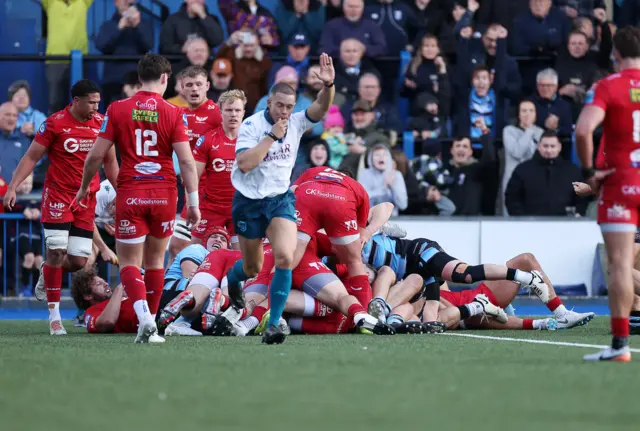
[44,229,69,250]
[423,281,440,301]
[423,251,457,278]
[68,236,93,258]
[450,263,486,284]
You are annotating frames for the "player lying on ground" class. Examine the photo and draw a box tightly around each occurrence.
[77,54,201,344]
[4,79,119,336]
[431,252,594,330]
[226,53,336,344]
[70,268,161,342]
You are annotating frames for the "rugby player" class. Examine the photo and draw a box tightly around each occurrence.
[191,90,246,249]
[577,26,640,362]
[226,53,336,344]
[169,66,222,259]
[77,53,201,344]
[4,79,118,335]
[71,268,161,341]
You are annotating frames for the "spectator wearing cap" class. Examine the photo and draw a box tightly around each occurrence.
[401,34,451,118]
[254,66,322,137]
[276,0,326,55]
[96,0,153,107]
[338,100,391,174]
[342,73,402,134]
[0,102,30,182]
[510,0,571,95]
[8,81,46,139]
[269,32,312,86]
[216,31,272,112]
[219,0,280,49]
[322,105,350,168]
[319,0,387,58]
[160,0,224,55]
[334,39,380,104]
[208,59,234,103]
[122,71,142,98]
[455,24,522,110]
[532,68,573,138]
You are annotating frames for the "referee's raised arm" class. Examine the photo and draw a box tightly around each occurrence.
[305,53,336,122]
[236,118,288,173]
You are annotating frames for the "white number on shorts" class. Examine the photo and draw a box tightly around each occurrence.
[135,129,159,156]
[344,220,357,231]
[161,220,175,233]
[308,262,329,271]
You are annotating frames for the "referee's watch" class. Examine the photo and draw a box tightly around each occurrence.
[267,132,280,141]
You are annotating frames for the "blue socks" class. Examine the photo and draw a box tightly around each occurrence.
[267,267,292,327]
[227,260,248,288]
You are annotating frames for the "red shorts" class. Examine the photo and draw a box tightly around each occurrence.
[115,188,178,241]
[295,183,361,244]
[292,251,338,295]
[192,207,235,240]
[440,283,499,308]
[41,185,96,232]
[299,311,352,334]
[597,171,640,228]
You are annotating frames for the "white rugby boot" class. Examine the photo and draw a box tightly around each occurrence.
[473,294,508,323]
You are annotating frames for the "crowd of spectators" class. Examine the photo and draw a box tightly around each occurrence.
[1,0,638,294]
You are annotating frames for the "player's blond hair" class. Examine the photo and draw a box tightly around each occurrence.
[218,89,247,107]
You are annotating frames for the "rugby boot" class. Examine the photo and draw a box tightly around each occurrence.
[165,321,202,336]
[157,291,195,332]
[262,324,287,344]
[392,321,424,334]
[49,320,67,335]
[556,310,595,329]
[356,313,396,335]
[367,297,389,323]
[226,269,245,309]
[422,321,447,334]
[135,319,164,344]
[379,222,407,238]
[34,261,46,302]
[473,294,508,323]
[584,346,631,362]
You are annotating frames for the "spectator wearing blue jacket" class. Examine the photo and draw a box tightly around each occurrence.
[455,24,522,106]
[269,32,312,87]
[532,68,573,138]
[454,65,503,139]
[8,81,46,139]
[319,0,387,58]
[96,0,153,107]
[275,0,325,55]
[0,103,30,182]
[510,0,571,95]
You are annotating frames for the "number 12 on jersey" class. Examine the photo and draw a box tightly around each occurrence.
[135,129,158,156]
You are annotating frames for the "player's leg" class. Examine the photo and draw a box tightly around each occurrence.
[226,235,264,308]
[630,244,640,334]
[168,218,191,267]
[463,315,556,330]
[40,223,72,334]
[367,265,395,321]
[264,217,297,331]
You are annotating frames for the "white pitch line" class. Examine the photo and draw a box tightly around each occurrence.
[443,332,640,353]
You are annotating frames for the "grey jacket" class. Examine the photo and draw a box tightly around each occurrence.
[358,144,408,214]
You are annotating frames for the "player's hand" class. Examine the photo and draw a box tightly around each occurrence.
[359,227,373,250]
[20,122,34,136]
[104,222,116,237]
[572,181,593,197]
[186,205,201,230]
[584,168,615,196]
[3,187,16,210]
[100,247,118,265]
[460,26,473,39]
[271,118,288,140]
[468,0,479,13]
[404,78,417,89]
[75,187,90,209]
[313,53,335,85]
[434,56,446,74]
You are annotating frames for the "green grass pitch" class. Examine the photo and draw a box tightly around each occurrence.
[1,318,639,431]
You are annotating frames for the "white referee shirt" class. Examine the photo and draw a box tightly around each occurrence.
[231,109,317,199]
[95,179,116,226]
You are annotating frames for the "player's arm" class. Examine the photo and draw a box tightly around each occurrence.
[80,137,114,193]
[4,141,47,209]
[180,258,200,278]
[173,141,198,195]
[305,54,335,122]
[575,105,606,171]
[196,161,206,179]
[361,202,391,244]
[93,284,124,333]
[92,224,117,264]
[102,146,119,192]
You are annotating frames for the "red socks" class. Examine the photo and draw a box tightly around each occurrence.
[611,317,630,338]
[347,303,367,319]
[120,266,146,303]
[546,297,563,312]
[144,268,164,315]
[253,306,267,322]
[314,299,332,317]
[523,319,534,330]
[43,264,62,303]
[347,275,372,306]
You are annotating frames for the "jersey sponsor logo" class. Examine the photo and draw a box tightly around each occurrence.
[119,219,136,235]
[263,143,292,162]
[136,99,158,111]
[631,88,640,103]
[195,136,205,147]
[132,108,158,123]
[622,185,640,195]
[631,149,640,167]
[100,116,108,133]
[134,162,162,175]
[48,201,65,210]
[63,138,94,153]
[304,188,347,201]
[49,211,63,219]
[606,204,631,221]
[212,158,233,172]
[38,122,46,134]
[126,197,169,205]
